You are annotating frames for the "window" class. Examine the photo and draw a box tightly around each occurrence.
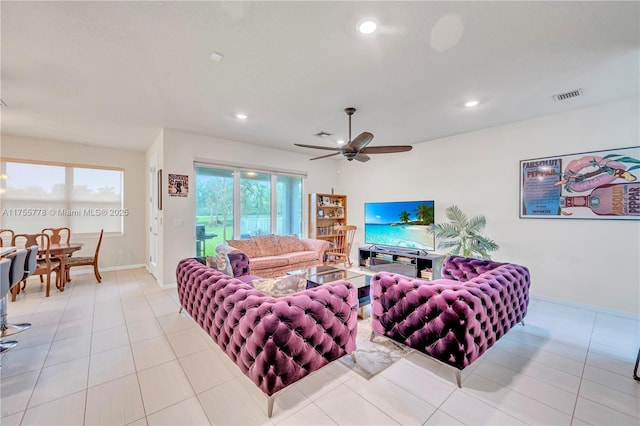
[195,164,304,256]
[0,159,124,234]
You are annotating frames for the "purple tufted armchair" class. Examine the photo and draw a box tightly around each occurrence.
[176,257,358,417]
[371,256,530,386]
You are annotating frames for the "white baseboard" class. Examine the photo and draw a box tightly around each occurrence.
[530,293,639,321]
[68,263,147,276]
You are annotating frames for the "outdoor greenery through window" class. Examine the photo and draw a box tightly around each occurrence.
[195,165,303,256]
[0,159,124,234]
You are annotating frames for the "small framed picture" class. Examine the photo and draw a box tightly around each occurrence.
[318,210,324,218]
[321,196,330,205]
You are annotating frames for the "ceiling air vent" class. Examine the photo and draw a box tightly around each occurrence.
[314,131,332,138]
[553,89,583,102]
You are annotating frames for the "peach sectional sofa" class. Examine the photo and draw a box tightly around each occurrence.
[226,234,329,278]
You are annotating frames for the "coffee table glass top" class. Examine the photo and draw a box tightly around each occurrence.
[286,265,343,277]
[307,269,364,286]
[345,274,372,290]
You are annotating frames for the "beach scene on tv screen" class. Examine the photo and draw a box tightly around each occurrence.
[365,200,435,250]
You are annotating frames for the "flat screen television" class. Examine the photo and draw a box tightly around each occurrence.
[364,200,435,251]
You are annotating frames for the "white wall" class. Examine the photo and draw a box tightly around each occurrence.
[158,128,340,285]
[0,134,147,268]
[338,98,640,314]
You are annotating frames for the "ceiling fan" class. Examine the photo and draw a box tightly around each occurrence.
[294,107,412,162]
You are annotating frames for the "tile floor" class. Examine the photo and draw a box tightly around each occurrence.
[1,268,639,425]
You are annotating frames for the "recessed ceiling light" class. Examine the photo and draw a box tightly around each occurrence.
[358,20,377,34]
[464,100,479,108]
[235,113,248,120]
[336,140,346,146]
[210,51,224,63]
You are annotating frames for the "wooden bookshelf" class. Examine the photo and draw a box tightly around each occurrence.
[309,193,347,244]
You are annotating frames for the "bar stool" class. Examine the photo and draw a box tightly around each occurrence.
[0,258,18,354]
[0,249,31,338]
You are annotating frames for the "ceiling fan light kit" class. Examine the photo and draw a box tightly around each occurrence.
[294,107,412,162]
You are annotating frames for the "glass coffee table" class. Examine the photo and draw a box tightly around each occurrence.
[286,265,342,277]
[288,266,372,318]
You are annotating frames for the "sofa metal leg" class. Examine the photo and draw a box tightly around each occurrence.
[370,331,375,342]
[351,352,357,364]
[0,295,32,337]
[178,306,183,313]
[267,395,275,418]
[455,371,462,388]
[0,340,18,354]
[633,347,640,381]
[520,320,525,326]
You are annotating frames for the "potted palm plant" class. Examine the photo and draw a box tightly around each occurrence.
[427,205,499,259]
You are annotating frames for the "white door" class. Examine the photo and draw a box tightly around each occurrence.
[148,154,159,278]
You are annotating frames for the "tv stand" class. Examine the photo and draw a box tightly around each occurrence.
[359,246,444,279]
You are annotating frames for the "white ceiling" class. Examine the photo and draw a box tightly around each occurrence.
[1,1,639,156]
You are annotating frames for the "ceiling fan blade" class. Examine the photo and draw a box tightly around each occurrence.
[348,132,374,151]
[310,152,341,161]
[354,153,371,162]
[361,145,413,154]
[294,143,341,152]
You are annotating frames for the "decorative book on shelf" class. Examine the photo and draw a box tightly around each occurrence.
[309,193,348,242]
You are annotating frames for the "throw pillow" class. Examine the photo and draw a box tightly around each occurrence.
[253,234,284,256]
[252,274,307,297]
[206,244,234,276]
[278,235,305,253]
[226,238,261,258]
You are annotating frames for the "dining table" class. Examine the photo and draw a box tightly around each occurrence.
[0,246,17,258]
[38,242,83,291]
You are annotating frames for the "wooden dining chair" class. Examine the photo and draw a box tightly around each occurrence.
[65,229,103,283]
[0,229,14,247]
[42,227,72,282]
[325,225,357,268]
[42,227,71,246]
[11,233,61,299]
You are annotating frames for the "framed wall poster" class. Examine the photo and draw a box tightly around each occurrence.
[168,173,189,197]
[520,146,640,220]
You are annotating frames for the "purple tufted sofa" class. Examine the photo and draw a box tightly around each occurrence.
[371,256,530,386]
[176,255,358,417]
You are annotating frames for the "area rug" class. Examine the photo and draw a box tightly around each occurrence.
[340,319,413,380]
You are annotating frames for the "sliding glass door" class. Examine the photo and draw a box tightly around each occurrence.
[277,175,302,235]
[195,164,304,256]
[240,171,271,237]
[195,167,234,256]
